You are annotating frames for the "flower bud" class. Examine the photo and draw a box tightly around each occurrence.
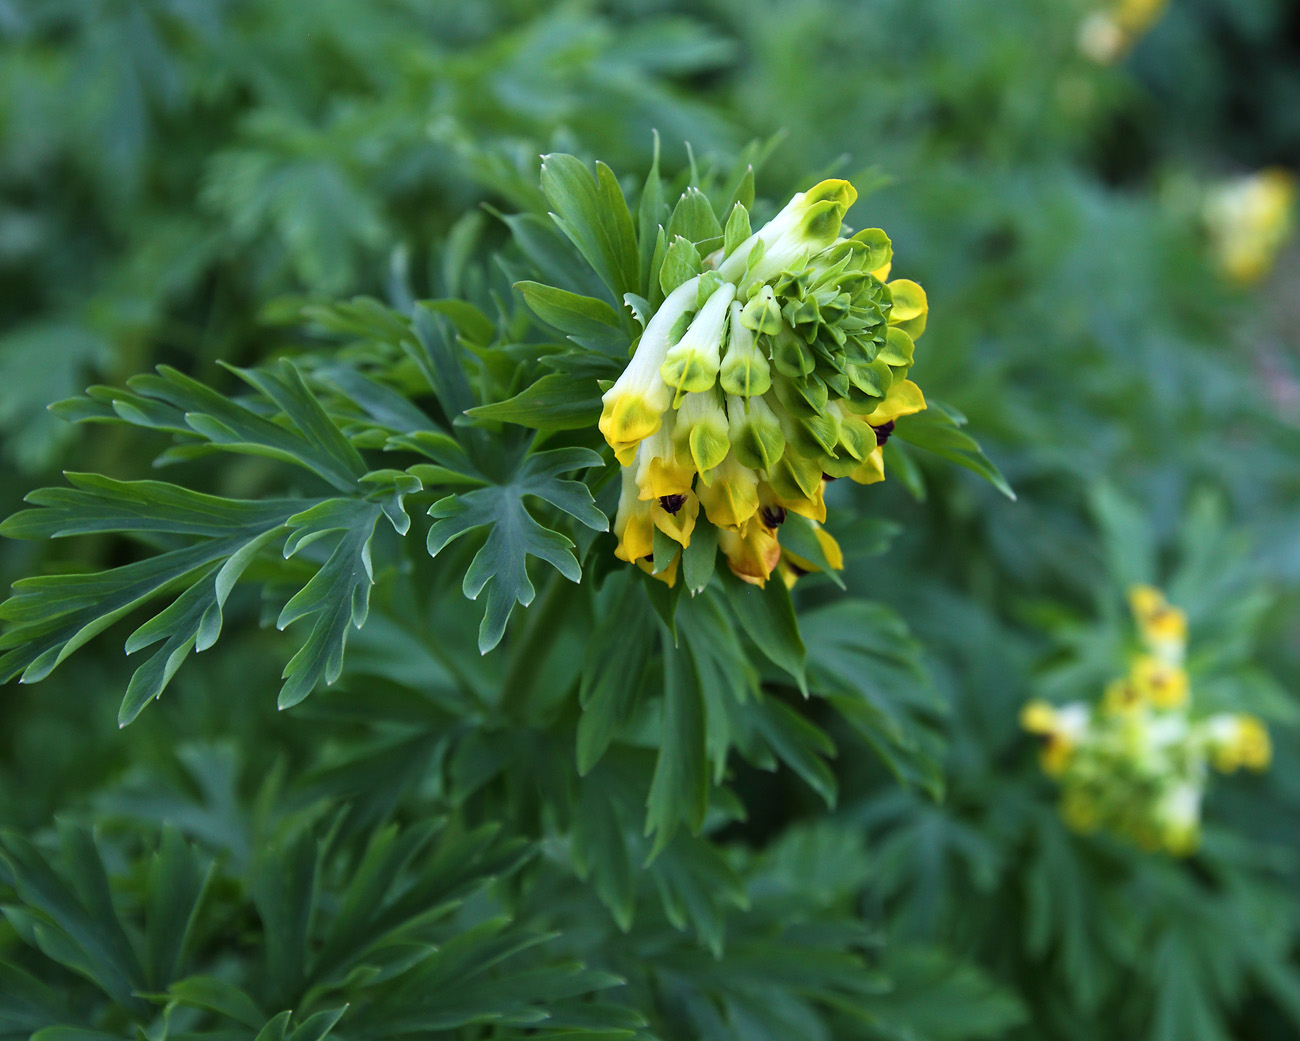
[719,300,772,398]
[716,179,857,286]
[672,391,731,479]
[696,452,760,531]
[633,416,695,501]
[727,394,785,472]
[659,280,736,401]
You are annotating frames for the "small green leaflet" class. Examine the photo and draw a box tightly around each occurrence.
[426,447,608,653]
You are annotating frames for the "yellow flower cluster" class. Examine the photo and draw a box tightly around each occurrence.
[1204,168,1297,284]
[1076,0,1167,63]
[1022,586,1271,855]
[604,179,929,587]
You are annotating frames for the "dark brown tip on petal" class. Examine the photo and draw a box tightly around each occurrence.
[759,505,787,529]
[822,473,839,482]
[659,494,687,516]
[872,419,895,447]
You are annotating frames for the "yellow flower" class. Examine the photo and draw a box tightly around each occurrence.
[847,379,927,485]
[1205,168,1297,284]
[599,276,702,455]
[1102,677,1144,714]
[1206,714,1271,773]
[1127,584,1187,658]
[1129,655,1189,709]
[654,489,699,548]
[869,379,928,425]
[780,522,844,587]
[633,420,694,501]
[614,464,697,561]
[1077,0,1167,63]
[1021,700,1090,776]
[718,523,782,587]
[764,470,827,523]
[696,452,760,531]
[886,280,928,340]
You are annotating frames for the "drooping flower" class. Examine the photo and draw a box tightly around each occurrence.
[599,277,702,462]
[599,177,931,586]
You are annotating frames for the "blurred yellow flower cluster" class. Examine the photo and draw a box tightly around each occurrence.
[1076,0,1167,63]
[1204,168,1297,284]
[604,179,929,588]
[1022,586,1271,855]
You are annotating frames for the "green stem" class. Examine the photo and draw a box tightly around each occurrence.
[499,570,570,724]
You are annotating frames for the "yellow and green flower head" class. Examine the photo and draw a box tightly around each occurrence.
[604,178,929,586]
[1023,585,1274,856]
[1204,168,1297,285]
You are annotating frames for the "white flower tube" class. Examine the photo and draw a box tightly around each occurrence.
[659,280,736,401]
[599,276,701,461]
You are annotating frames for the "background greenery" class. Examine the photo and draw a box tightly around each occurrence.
[1,1,1298,1039]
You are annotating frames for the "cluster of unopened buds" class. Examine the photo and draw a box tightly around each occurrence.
[1076,0,1167,63]
[603,179,928,587]
[1022,586,1271,855]
[1203,168,1297,285]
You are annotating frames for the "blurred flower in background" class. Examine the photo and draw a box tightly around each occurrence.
[1077,0,1168,63]
[1023,585,1271,855]
[1204,168,1297,284]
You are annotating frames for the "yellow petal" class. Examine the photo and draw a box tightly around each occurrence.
[637,552,679,587]
[718,524,781,587]
[1020,700,1058,734]
[815,527,844,570]
[614,510,655,563]
[640,452,695,500]
[653,491,699,548]
[599,391,664,450]
[849,446,885,485]
[1127,584,1165,618]
[782,525,844,575]
[869,379,927,424]
[772,479,826,523]
[887,279,927,323]
[697,456,759,530]
[1129,656,1189,709]
[612,440,641,467]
